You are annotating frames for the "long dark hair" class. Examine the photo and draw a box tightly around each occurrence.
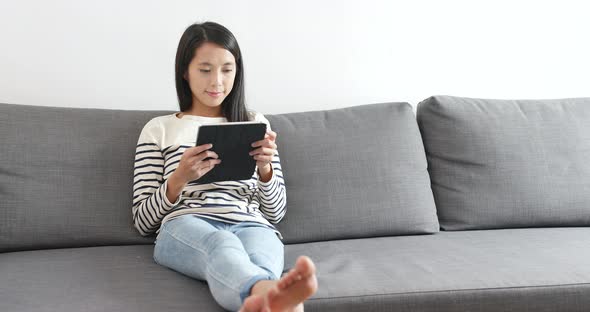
[175,22,250,122]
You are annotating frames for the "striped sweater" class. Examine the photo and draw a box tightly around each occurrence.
[132,111,286,238]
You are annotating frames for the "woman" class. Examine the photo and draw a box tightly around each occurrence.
[132,21,317,312]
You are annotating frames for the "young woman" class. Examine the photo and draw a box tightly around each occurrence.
[132,22,317,312]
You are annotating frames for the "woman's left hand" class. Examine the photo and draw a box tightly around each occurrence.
[250,130,277,172]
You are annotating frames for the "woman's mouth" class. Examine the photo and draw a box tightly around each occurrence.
[206,91,223,98]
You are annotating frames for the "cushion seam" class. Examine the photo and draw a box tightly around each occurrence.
[308,282,590,301]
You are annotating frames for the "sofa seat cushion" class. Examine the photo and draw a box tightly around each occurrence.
[2,228,590,312]
[0,245,225,312]
[286,228,590,312]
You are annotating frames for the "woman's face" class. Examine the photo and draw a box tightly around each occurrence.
[185,42,237,116]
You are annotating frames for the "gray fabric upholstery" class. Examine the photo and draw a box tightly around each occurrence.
[2,228,589,311]
[3,100,590,311]
[0,103,168,252]
[303,285,590,312]
[417,95,590,230]
[0,102,439,252]
[0,245,225,312]
[286,227,590,312]
[267,102,439,243]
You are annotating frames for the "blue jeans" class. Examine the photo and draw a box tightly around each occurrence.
[153,214,285,311]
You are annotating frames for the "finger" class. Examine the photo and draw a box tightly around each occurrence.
[267,130,277,141]
[254,155,273,164]
[194,150,219,163]
[260,147,276,156]
[188,143,213,156]
[259,140,277,149]
[196,159,216,171]
[251,139,265,148]
[252,136,275,147]
[250,147,275,156]
[207,158,222,166]
[197,159,220,175]
[251,139,277,149]
[260,133,273,143]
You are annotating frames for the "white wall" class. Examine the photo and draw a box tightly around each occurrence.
[1,0,589,114]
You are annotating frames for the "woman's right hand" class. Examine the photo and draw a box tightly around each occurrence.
[165,144,220,204]
[171,143,221,185]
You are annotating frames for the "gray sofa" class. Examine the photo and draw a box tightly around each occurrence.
[2,95,590,311]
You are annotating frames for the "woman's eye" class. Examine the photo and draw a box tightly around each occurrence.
[199,69,232,73]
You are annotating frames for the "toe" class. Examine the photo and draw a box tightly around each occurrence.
[267,287,279,301]
[241,295,265,312]
[295,256,316,277]
[277,279,288,289]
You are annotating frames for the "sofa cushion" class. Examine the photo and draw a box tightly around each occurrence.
[417,96,590,230]
[0,245,225,312]
[267,102,439,243]
[0,103,165,252]
[3,228,590,312]
[0,101,438,251]
[285,228,590,312]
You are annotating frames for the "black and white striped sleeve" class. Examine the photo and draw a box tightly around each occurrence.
[257,150,287,224]
[256,116,287,224]
[131,122,181,236]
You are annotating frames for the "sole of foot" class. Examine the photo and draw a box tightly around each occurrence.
[266,255,318,311]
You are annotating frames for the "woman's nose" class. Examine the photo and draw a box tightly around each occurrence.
[211,71,223,87]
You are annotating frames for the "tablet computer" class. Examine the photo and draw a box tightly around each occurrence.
[194,121,267,184]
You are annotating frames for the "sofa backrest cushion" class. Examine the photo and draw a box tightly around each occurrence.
[268,102,439,243]
[0,103,166,252]
[417,95,590,230]
[1,101,439,252]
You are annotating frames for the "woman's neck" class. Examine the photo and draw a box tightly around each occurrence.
[182,111,223,118]
[176,112,226,119]
[188,99,224,117]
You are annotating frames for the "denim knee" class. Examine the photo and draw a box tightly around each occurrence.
[204,230,241,253]
[248,252,282,280]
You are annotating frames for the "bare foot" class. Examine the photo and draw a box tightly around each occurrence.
[240,294,268,312]
[240,256,318,312]
[267,256,317,311]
